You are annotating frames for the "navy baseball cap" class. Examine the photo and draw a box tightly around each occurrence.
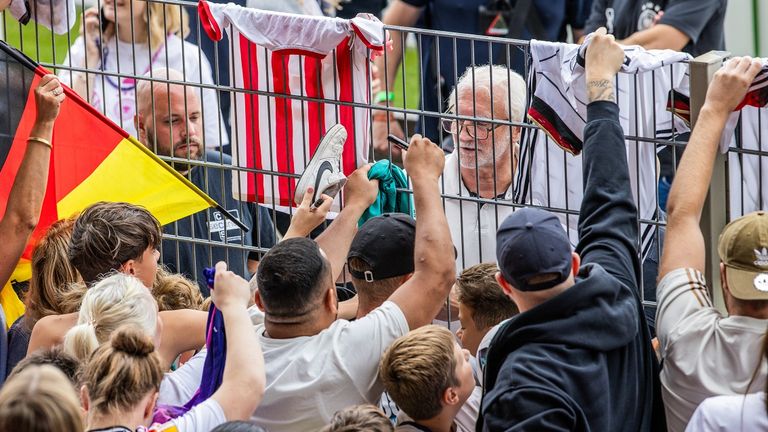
[496,208,572,291]
[347,213,416,281]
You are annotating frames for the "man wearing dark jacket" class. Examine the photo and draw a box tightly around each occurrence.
[478,27,664,431]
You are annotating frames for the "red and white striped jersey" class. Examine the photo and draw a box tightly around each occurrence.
[199,2,384,207]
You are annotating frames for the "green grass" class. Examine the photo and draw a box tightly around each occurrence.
[391,46,421,110]
[2,11,81,67]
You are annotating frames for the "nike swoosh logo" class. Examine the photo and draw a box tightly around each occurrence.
[313,160,334,200]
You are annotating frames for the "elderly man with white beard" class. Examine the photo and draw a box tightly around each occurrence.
[439,65,525,272]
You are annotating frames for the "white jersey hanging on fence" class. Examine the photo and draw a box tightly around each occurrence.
[515,39,691,258]
[198,2,383,207]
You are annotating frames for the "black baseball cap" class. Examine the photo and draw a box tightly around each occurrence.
[347,213,416,282]
[496,208,572,292]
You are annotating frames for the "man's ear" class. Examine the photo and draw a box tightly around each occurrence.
[571,252,581,277]
[133,112,149,144]
[326,286,338,316]
[495,272,514,298]
[720,262,735,300]
[254,290,265,311]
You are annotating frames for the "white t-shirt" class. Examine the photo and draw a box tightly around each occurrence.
[158,349,207,407]
[251,301,409,432]
[440,150,515,273]
[394,386,482,432]
[150,398,226,432]
[685,392,768,432]
[656,268,768,432]
[58,34,227,148]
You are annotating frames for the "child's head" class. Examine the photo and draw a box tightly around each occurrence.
[379,325,475,422]
[152,267,203,311]
[320,404,393,432]
[454,263,519,355]
[0,365,83,432]
[69,202,161,287]
[8,346,81,386]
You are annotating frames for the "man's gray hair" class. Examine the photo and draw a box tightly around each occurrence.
[446,65,526,123]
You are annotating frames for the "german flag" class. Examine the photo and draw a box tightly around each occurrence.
[0,41,218,327]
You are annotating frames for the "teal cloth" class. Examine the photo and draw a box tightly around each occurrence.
[359,160,413,226]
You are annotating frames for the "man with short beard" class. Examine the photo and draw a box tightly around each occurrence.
[135,68,275,296]
[440,65,525,272]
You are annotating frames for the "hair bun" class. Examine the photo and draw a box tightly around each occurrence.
[110,326,155,357]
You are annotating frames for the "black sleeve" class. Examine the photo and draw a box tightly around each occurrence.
[657,0,722,44]
[482,387,577,432]
[566,0,594,30]
[576,101,641,292]
[582,0,608,34]
[399,0,429,8]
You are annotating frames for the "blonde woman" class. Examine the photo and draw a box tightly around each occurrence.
[63,272,161,363]
[59,0,227,148]
[79,263,264,431]
[0,365,83,432]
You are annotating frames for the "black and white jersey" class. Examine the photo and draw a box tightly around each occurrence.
[722,62,768,216]
[670,60,768,218]
[516,40,691,257]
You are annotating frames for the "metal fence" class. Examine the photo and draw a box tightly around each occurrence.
[1,1,757,312]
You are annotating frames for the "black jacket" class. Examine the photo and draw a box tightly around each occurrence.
[478,102,665,431]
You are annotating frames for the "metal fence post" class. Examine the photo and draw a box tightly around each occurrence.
[689,50,730,311]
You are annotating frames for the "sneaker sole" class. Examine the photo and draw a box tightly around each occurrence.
[294,124,347,206]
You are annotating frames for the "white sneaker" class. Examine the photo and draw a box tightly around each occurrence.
[294,124,348,206]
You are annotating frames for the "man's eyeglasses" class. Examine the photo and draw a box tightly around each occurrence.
[441,119,503,140]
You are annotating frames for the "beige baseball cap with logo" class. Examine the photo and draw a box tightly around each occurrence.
[718,211,768,300]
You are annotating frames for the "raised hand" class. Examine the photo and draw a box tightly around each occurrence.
[34,75,65,125]
[283,187,334,240]
[403,134,445,182]
[342,163,379,211]
[584,27,625,103]
[704,56,763,115]
[212,261,251,311]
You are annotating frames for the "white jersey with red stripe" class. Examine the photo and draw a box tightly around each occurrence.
[199,2,384,208]
[516,40,690,257]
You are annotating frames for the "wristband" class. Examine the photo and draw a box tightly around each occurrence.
[27,136,52,149]
[374,91,395,104]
